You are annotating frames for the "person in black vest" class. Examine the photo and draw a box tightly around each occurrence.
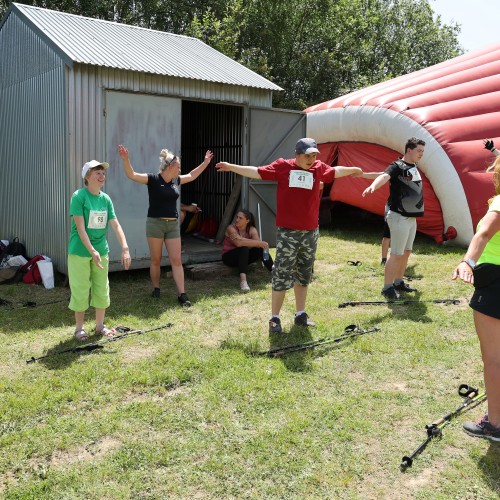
[119,144,213,306]
[362,137,425,300]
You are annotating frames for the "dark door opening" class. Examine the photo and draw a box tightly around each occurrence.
[180,100,243,240]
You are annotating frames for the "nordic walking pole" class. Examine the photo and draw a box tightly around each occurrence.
[257,324,380,357]
[257,202,270,263]
[339,299,460,308]
[400,385,487,470]
[1,297,69,310]
[26,323,173,364]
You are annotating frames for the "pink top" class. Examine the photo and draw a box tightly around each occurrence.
[221,224,250,255]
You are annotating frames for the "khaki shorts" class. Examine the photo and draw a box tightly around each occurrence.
[146,217,180,239]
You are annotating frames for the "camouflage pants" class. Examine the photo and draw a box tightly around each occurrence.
[272,227,319,291]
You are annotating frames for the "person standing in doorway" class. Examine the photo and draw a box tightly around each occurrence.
[362,137,425,299]
[216,138,363,333]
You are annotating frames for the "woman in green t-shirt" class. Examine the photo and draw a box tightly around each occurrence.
[68,160,131,341]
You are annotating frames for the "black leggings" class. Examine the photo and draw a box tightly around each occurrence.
[222,247,263,274]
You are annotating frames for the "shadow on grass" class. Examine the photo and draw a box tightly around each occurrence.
[478,443,500,492]
[269,324,314,373]
[28,332,114,370]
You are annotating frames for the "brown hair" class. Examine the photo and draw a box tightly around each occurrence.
[84,166,105,186]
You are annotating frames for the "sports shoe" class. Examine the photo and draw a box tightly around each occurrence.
[294,312,316,327]
[381,286,400,300]
[393,281,417,293]
[462,416,500,441]
[152,288,161,298]
[381,258,387,265]
[269,317,282,334]
[177,293,192,307]
[240,280,250,292]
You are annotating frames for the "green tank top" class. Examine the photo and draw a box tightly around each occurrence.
[477,195,500,265]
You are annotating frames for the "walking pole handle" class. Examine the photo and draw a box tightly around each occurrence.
[458,384,479,398]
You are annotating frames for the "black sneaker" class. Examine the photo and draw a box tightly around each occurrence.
[177,293,192,307]
[381,286,400,300]
[152,288,160,298]
[294,312,316,327]
[463,416,500,442]
[393,281,417,293]
[269,317,282,334]
[381,258,387,265]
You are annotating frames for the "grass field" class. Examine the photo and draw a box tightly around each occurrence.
[1,220,499,499]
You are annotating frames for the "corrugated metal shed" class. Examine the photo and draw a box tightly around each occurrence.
[10,3,282,91]
[0,3,301,276]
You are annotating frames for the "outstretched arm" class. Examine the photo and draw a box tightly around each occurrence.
[215,162,262,179]
[362,173,390,197]
[180,150,214,185]
[360,171,386,180]
[118,145,148,184]
[334,166,363,178]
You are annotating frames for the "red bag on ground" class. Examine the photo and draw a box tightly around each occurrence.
[20,255,45,284]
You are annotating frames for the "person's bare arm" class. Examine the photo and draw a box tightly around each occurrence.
[226,225,268,248]
[109,218,131,270]
[362,173,390,197]
[118,145,148,184]
[215,162,262,179]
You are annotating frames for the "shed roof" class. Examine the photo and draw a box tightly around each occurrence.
[5,2,282,91]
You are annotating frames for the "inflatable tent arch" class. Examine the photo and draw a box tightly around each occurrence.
[305,43,500,247]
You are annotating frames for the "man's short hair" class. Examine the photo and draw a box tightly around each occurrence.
[405,137,426,151]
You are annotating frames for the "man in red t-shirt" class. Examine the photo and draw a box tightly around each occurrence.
[216,138,363,333]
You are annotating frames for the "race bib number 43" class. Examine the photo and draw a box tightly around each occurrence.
[88,210,108,229]
[289,170,314,190]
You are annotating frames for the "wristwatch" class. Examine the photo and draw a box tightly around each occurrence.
[461,258,476,269]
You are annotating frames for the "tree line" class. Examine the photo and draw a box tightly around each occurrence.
[0,0,462,109]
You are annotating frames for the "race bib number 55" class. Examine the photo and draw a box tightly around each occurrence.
[88,210,108,229]
[289,170,314,190]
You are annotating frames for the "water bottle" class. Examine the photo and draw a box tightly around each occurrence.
[263,248,270,261]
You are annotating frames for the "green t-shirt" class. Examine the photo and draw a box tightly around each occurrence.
[68,188,116,257]
[477,195,500,265]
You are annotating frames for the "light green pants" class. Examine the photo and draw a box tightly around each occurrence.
[68,254,110,311]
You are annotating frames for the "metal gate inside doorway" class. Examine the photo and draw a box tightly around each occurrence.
[180,101,243,233]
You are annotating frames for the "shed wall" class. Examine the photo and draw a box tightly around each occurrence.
[0,13,68,269]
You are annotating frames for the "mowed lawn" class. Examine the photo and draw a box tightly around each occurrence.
[1,219,499,499]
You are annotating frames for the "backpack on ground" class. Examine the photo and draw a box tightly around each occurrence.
[7,237,27,259]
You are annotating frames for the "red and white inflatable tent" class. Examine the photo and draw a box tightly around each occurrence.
[305,44,500,246]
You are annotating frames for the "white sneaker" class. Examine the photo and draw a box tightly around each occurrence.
[240,280,250,292]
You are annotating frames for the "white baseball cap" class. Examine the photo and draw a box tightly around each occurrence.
[82,160,109,179]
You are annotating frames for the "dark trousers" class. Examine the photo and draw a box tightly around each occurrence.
[222,247,262,274]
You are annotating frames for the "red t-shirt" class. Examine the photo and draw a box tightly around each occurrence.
[258,158,336,230]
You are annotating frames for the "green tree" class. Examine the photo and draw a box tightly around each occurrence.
[0,0,462,109]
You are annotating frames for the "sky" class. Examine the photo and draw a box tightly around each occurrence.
[430,0,500,52]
